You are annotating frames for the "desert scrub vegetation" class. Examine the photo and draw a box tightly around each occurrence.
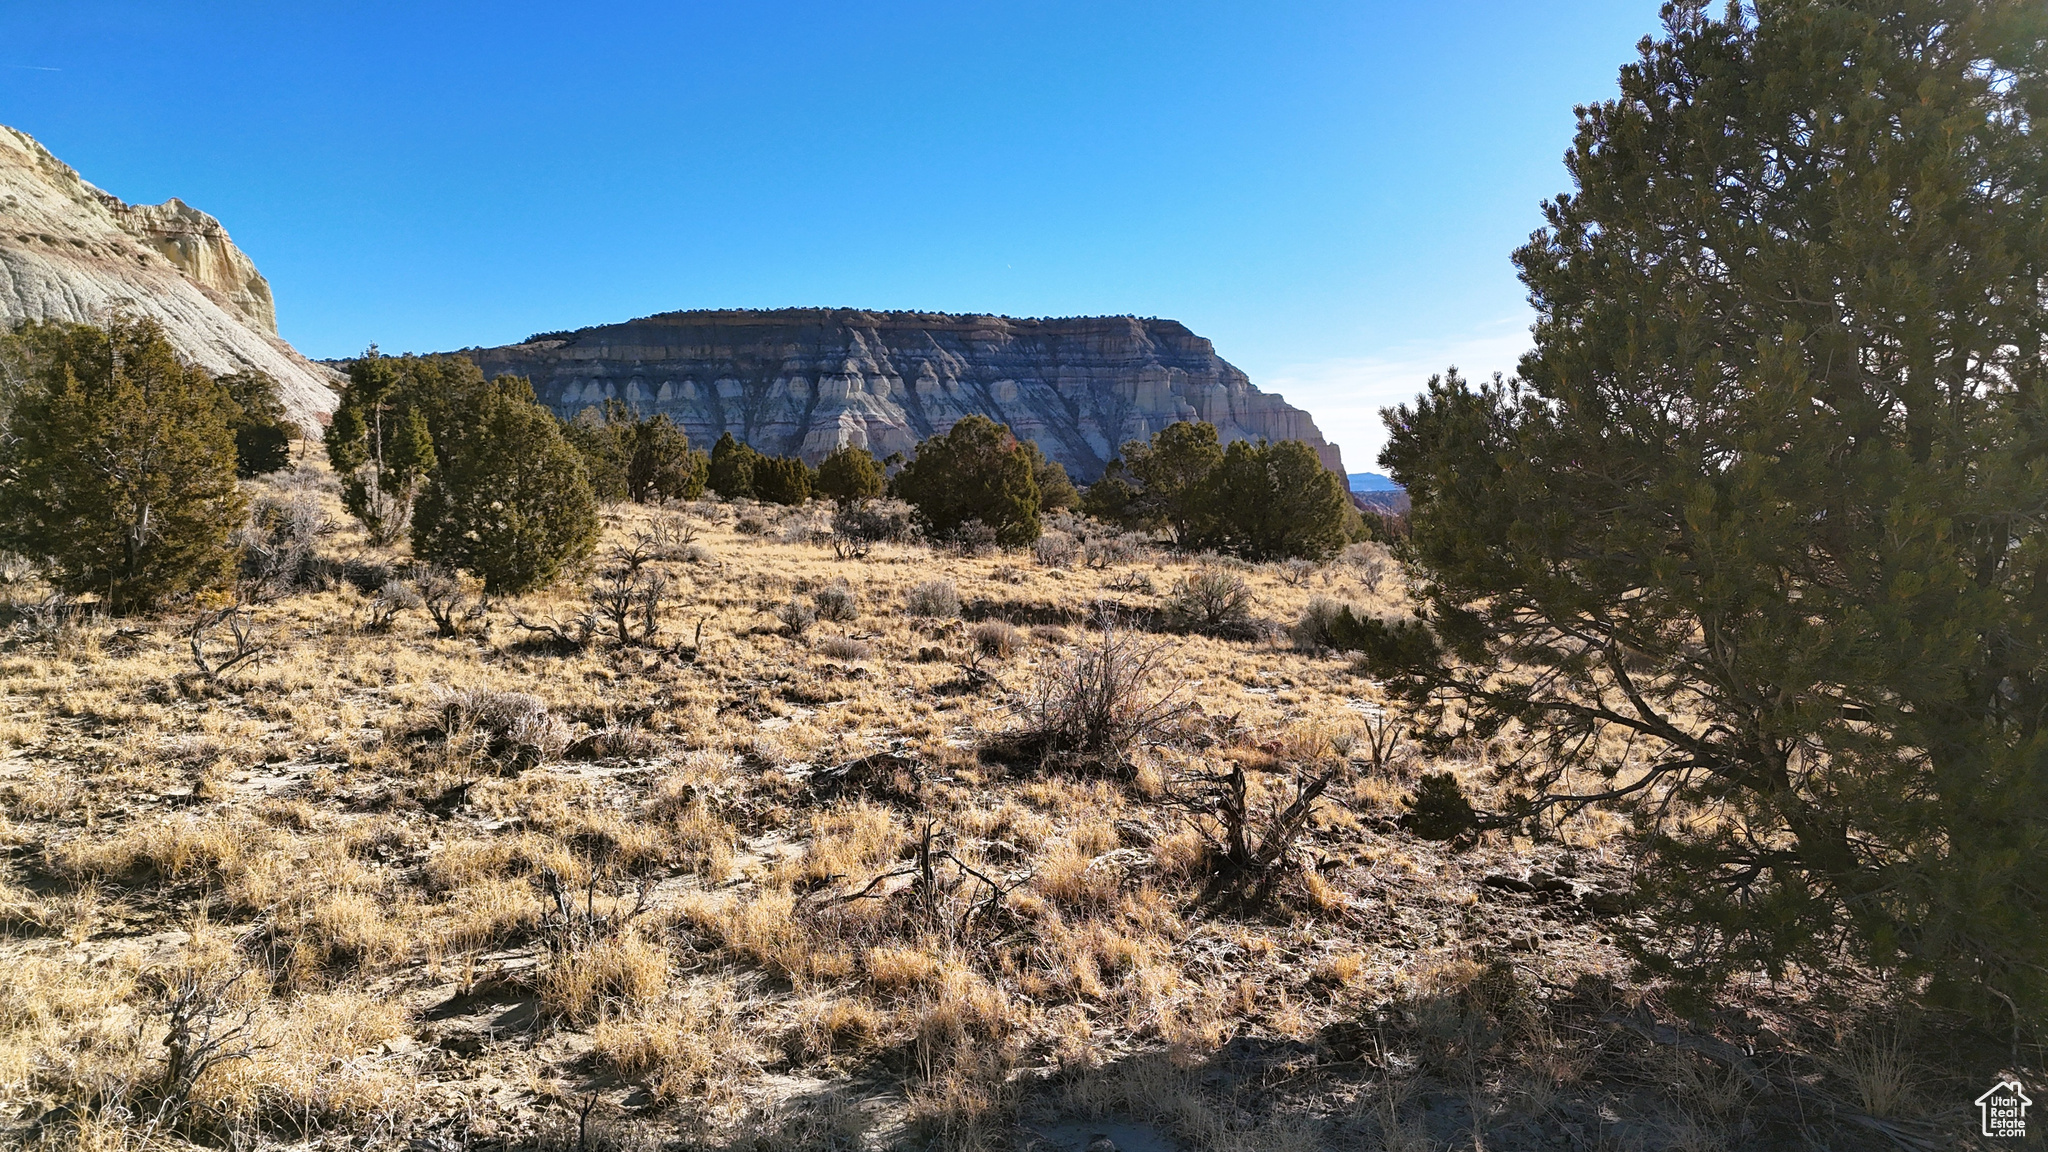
[0,448,2021,1149]
[7,6,2047,1142]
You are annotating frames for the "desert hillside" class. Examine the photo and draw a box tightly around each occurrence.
[0,459,1997,1151]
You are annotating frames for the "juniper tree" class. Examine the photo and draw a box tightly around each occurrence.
[892,415,1042,546]
[751,452,813,505]
[1021,440,1079,511]
[324,351,436,543]
[564,401,706,504]
[412,376,598,593]
[815,443,886,505]
[1110,420,1224,545]
[1194,438,1349,561]
[625,412,706,503]
[1368,0,2048,1022]
[561,402,634,503]
[0,319,244,611]
[216,370,294,477]
[707,431,758,499]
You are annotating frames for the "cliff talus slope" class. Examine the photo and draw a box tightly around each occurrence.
[0,124,337,431]
[464,309,1343,479]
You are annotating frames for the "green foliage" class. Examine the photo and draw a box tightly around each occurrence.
[707,431,758,499]
[562,403,633,503]
[1326,607,1439,669]
[626,414,707,504]
[564,401,706,504]
[1021,440,1079,511]
[1086,421,1348,560]
[412,376,599,593]
[1113,420,1224,544]
[1403,773,1480,843]
[217,371,294,477]
[0,318,244,612]
[891,415,1041,547]
[323,351,465,543]
[1078,458,1138,523]
[1375,0,2048,1021]
[815,444,886,505]
[1192,438,1349,561]
[751,453,813,506]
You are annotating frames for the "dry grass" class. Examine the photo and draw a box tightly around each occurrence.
[0,458,1976,1151]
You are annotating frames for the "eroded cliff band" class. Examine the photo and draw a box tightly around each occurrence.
[457,309,1345,481]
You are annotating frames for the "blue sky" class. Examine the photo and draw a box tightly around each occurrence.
[0,1,1657,470]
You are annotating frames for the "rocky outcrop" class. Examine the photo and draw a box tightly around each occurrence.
[0,124,337,432]
[461,309,1343,480]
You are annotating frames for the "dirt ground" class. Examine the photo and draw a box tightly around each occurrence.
[0,459,2026,1151]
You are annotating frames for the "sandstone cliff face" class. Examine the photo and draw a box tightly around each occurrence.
[0,125,337,431]
[464,309,1343,480]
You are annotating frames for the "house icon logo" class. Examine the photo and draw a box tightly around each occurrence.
[1978,1080,2031,1138]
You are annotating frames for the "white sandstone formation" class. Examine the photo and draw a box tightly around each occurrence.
[0,124,337,432]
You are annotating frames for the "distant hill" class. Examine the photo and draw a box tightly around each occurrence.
[452,310,1345,482]
[1348,471,1402,493]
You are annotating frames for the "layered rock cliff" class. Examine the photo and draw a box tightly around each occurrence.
[462,309,1343,480]
[0,125,337,431]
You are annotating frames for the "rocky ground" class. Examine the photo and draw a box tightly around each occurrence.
[0,461,2022,1151]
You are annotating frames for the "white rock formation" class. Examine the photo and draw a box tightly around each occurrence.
[468,309,1347,479]
[0,124,337,432]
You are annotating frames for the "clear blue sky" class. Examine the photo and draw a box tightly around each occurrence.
[1,1,1657,471]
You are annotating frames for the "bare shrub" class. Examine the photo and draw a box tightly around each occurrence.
[436,688,567,770]
[814,582,858,622]
[1083,533,1145,569]
[1171,755,1346,908]
[590,568,671,646]
[736,514,770,536]
[1290,595,1349,652]
[188,607,267,683]
[1340,541,1393,595]
[994,618,1190,775]
[535,868,664,1023]
[640,511,699,558]
[817,636,873,662]
[1164,568,1256,637]
[776,597,818,636]
[146,968,263,1124]
[236,494,336,599]
[413,566,489,638]
[969,620,1023,661]
[949,519,999,557]
[1278,558,1318,586]
[1033,531,1079,568]
[780,515,834,547]
[364,578,421,632]
[906,580,960,619]
[832,501,916,559]
[1105,570,1154,595]
[1359,710,1408,772]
